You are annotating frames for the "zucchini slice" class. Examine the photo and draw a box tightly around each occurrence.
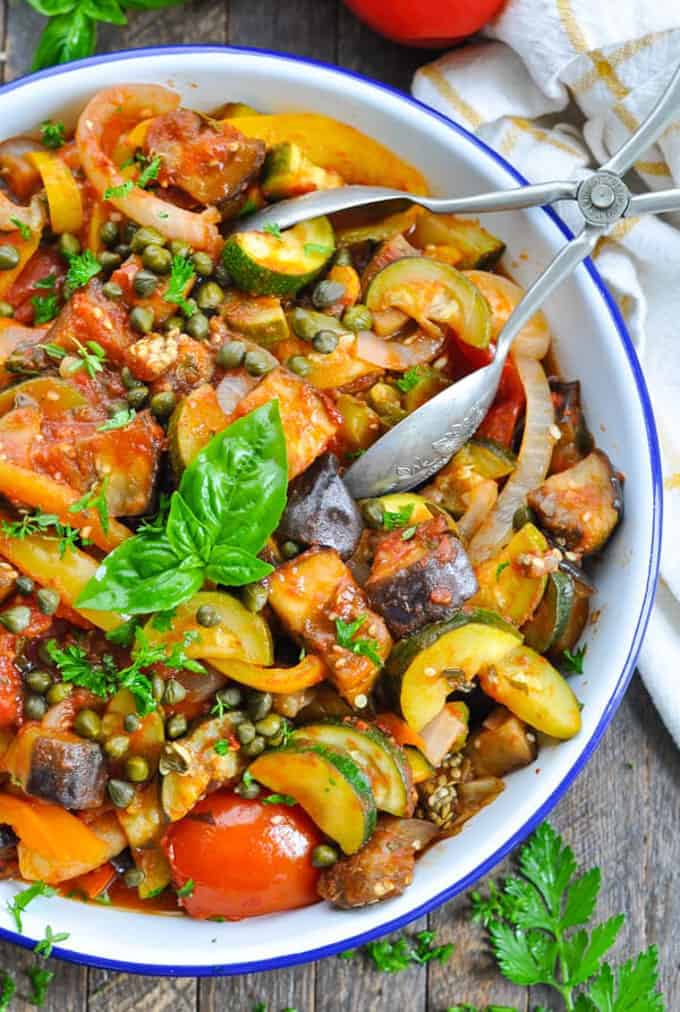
[522,570,575,654]
[249,742,377,853]
[222,216,335,296]
[412,212,506,270]
[262,142,343,201]
[387,608,522,732]
[366,256,492,348]
[404,746,434,785]
[221,291,289,345]
[167,384,228,474]
[292,717,414,817]
[0,377,86,419]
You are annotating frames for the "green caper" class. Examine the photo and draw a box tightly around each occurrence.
[312,279,345,309]
[216,340,246,369]
[186,312,210,341]
[125,755,150,783]
[311,843,339,868]
[166,713,188,739]
[122,222,138,245]
[255,713,282,738]
[235,777,261,799]
[130,227,165,253]
[58,233,80,259]
[24,694,48,720]
[115,243,131,260]
[196,604,221,628]
[216,685,242,709]
[247,691,272,722]
[213,263,232,288]
[0,245,20,271]
[191,252,214,277]
[287,355,310,377]
[241,582,268,613]
[236,721,256,745]
[46,682,72,705]
[25,669,51,694]
[100,220,120,247]
[334,248,352,267]
[103,281,123,301]
[361,499,385,529]
[163,678,187,706]
[342,304,373,332]
[170,240,192,259]
[164,315,184,333]
[142,244,172,275]
[120,366,137,390]
[98,250,121,274]
[123,713,141,733]
[0,302,14,318]
[74,708,102,740]
[512,505,536,531]
[152,674,165,702]
[133,269,158,298]
[129,305,154,334]
[244,349,273,377]
[104,735,130,760]
[108,779,135,809]
[242,735,265,757]
[280,540,300,560]
[36,588,60,616]
[150,390,176,420]
[126,385,149,409]
[123,867,144,888]
[312,330,339,355]
[0,605,31,633]
[225,708,246,725]
[15,575,34,595]
[196,281,224,312]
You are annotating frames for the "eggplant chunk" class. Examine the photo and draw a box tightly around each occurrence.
[549,379,594,474]
[26,733,107,810]
[0,824,17,859]
[366,516,478,639]
[466,706,537,778]
[277,453,363,559]
[528,450,622,556]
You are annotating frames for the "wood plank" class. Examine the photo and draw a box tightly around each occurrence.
[3,0,43,82]
[0,940,87,1011]
[88,969,196,1012]
[200,964,315,1012]
[97,0,226,55]
[228,0,337,62]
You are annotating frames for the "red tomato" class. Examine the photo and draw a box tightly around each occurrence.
[7,248,66,325]
[476,357,525,447]
[162,790,323,920]
[342,0,506,47]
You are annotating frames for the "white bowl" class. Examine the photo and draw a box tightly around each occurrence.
[0,46,661,976]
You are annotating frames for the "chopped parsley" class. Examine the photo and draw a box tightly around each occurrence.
[213,739,232,756]
[1,510,86,558]
[105,617,139,648]
[0,971,14,1012]
[563,644,587,674]
[340,929,453,973]
[40,120,66,150]
[395,366,424,393]
[6,882,56,932]
[262,793,297,806]
[150,608,177,632]
[382,503,414,530]
[62,338,107,380]
[65,249,102,290]
[137,154,162,189]
[97,408,136,432]
[103,180,134,200]
[163,254,196,316]
[34,273,56,290]
[10,217,32,240]
[31,294,59,324]
[27,964,55,1006]
[335,614,382,668]
[176,879,195,898]
[263,222,282,239]
[69,475,110,534]
[34,926,70,959]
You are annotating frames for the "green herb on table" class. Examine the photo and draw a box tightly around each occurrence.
[340,929,453,973]
[335,614,382,668]
[6,882,56,933]
[40,120,66,149]
[563,644,587,674]
[163,254,196,316]
[65,249,102,290]
[27,964,54,1006]
[10,217,32,241]
[0,972,14,1012]
[382,503,414,530]
[34,925,70,959]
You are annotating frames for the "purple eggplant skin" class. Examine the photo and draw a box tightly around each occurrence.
[277,453,363,560]
[26,734,107,810]
[0,824,17,859]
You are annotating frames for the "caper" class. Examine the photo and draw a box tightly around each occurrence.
[36,588,60,616]
[287,355,310,377]
[196,281,224,312]
[247,691,272,722]
[196,603,221,628]
[216,685,242,709]
[74,708,102,740]
[361,499,385,529]
[25,669,51,694]
[123,867,144,888]
[123,713,141,733]
[150,390,176,420]
[312,330,338,354]
[58,233,80,259]
[24,694,48,721]
[170,240,192,259]
[312,279,345,309]
[126,385,149,409]
[0,302,14,318]
[244,349,274,377]
[104,735,130,760]
[115,243,132,260]
[125,755,150,783]
[213,263,232,288]
[342,304,373,332]
[186,312,209,341]
[142,244,172,275]
[513,504,536,531]
[152,674,165,702]
[0,605,31,633]
[0,245,20,271]
[120,366,138,390]
[108,779,135,809]
[129,305,154,334]
[133,269,158,298]
[241,582,268,613]
[164,314,184,333]
[280,540,300,560]
[236,721,256,745]
[103,281,123,301]
[166,713,188,740]
[15,575,34,595]
[46,682,72,705]
[99,251,121,274]
[255,713,282,738]
[100,220,120,247]
[130,227,165,253]
[242,735,265,757]
[191,252,214,277]
[311,843,339,868]
[334,248,352,267]
[107,398,129,418]
[235,777,261,799]
[163,678,186,706]
[216,340,246,369]
[122,222,138,245]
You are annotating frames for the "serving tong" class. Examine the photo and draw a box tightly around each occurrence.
[243,64,680,499]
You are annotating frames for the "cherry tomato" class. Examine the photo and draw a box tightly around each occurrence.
[342,0,506,47]
[162,790,323,920]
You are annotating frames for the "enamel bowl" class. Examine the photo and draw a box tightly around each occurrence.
[0,46,661,976]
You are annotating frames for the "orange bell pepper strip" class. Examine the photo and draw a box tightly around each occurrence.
[27,151,83,235]
[66,861,116,900]
[0,229,41,301]
[0,793,109,865]
[374,712,426,751]
[210,654,326,693]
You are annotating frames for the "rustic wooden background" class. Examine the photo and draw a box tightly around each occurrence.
[0,2,677,1008]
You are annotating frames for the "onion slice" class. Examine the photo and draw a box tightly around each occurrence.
[0,192,45,233]
[464,270,551,361]
[467,355,555,563]
[76,85,221,253]
[355,329,444,371]
[215,371,259,415]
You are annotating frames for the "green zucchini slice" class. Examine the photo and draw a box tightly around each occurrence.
[412,212,506,270]
[404,746,434,785]
[222,216,335,296]
[522,570,575,654]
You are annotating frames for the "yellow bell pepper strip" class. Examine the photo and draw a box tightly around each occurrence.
[227,114,428,194]
[27,151,84,235]
[86,199,109,253]
[0,792,109,866]
[18,811,125,885]
[0,229,41,300]
[210,654,327,693]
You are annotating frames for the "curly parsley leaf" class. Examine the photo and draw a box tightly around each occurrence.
[563,645,587,674]
[395,366,424,393]
[0,972,14,1012]
[335,614,382,668]
[27,964,54,1006]
[34,925,70,959]
[40,119,66,149]
[6,882,56,932]
[65,249,102,290]
[31,293,60,324]
[103,180,134,200]
[163,254,196,316]
[342,930,454,974]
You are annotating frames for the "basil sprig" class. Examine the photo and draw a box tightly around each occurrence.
[77,401,287,615]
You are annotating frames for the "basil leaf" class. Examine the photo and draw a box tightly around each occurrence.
[206,545,273,588]
[76,529,203,614]
[179,400,287,556]
[82,0,127,23]
[31,9,96,71]
[166,492,212,562]
[25,0,76,15]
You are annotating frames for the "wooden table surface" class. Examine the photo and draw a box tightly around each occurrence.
[0,2,677,1008]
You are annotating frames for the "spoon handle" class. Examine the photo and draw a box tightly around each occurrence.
[628,187,680,217]
[425,179,578,215]
[602,63,680,178]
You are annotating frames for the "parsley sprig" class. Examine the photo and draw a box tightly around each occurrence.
[40,120,65,149]
[563,645,587,674]
[341,929,454,973]
[396,366,425,393]
[64,249,102,291]
[335,614,382,668]
[6,882,56,933]
[163,254,196,316]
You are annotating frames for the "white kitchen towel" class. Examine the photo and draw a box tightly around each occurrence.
[412,5,680,746]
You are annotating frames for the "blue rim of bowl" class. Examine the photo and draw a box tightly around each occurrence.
[0,43,662,977]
